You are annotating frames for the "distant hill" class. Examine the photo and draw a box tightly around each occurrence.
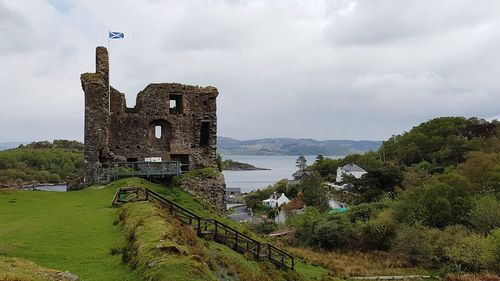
[218,137,382,155]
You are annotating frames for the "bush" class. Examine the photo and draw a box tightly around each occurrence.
[247,221,278,235]
[289,208,353,250]
[470,195,500,235]
[487,228,500,273]
[310,216,351,249]
[434,225,472,264]
[358,210,397,250]
[391,224,439,266]
[446,233,494,272]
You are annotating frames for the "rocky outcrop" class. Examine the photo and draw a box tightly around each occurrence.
[177,168,226,212]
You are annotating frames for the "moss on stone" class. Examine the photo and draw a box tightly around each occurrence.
[80,72,101,82]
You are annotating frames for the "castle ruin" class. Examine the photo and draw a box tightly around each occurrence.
[81,46,225,209]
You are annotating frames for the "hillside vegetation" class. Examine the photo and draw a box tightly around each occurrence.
[0,140,84,187]
[249,117,500,279]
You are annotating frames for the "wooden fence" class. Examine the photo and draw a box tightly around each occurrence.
[112,187,294,270]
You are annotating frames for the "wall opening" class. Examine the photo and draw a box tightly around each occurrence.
[150,119,171,150]
[200,121,210,147]
[171,154,189,172]
[169,94,183,114]
[155,126,162,139]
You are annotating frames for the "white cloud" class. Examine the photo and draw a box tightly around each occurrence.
[0,0,499,142]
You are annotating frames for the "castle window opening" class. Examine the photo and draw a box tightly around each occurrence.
[169,94,183,114]
[200,121,210,146]
[155,126,162,139]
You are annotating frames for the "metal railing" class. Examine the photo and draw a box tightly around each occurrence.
[113,187,294,270]
[96,161,181,183]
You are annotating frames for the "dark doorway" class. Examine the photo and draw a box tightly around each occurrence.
[171,154,189,172]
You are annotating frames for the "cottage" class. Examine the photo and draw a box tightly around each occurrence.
[336,163,367,183]
[262,192,291,208]
[292,170,314,182]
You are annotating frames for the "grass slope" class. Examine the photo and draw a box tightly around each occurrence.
[0,178,332,281]
[0,256,73,281]
[0,185,140,281]
[110,178,334,280]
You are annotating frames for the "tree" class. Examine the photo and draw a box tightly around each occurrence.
[394,173,473,228]
[469,194,500,235]
[344,164,404,202]
[296,155,307,171]
[301,175,329,211]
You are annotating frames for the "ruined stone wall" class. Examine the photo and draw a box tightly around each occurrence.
[107,83,218,170]
[81,46,219,179]
[177,172,226,212]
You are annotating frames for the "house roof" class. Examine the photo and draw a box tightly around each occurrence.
[339,163,366,173]
[292,170,314,178]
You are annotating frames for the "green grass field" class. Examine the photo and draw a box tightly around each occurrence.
[0,184,140,281]
[0,178,334,281]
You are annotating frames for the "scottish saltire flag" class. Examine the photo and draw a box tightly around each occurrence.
[109,31,124,39]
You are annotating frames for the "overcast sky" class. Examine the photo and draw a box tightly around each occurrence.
[1,0,499,142]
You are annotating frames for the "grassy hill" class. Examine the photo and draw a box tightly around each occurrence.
[0,178,332,281]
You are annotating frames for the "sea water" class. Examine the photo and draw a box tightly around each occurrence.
[221,155,343,193]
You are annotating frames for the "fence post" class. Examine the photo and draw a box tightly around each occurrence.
[145,189,149,201]
[268,244,271,261]
[214,221,218,242]
[291,257,294,270]
[197,218,201,236]
[235,232,239,251]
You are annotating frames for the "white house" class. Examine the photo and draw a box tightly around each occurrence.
[336,163,367,183]
[262,192,291,209]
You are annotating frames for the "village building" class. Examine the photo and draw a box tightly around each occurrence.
[291,170,314,182]
[336,163,367,183]
[262,192,291,208]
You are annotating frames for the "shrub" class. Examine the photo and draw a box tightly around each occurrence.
[391,224,439,266]
[487,228,500,273]
[310,216,351,249]
[470,195,500,235]
[247,221,278,235]
[434,225,471,264]
[446,233,494,272]
[359,210,397,250]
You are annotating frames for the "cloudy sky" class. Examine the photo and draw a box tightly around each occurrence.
[1,0,499,142]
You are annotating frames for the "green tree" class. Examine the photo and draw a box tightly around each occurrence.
[301,175,329,211]
[469,194,500,235]
[345,164,404,202]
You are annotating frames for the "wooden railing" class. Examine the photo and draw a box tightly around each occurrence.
[113,187,294,270]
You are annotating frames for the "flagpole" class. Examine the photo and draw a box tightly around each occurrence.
[107,30,111,115]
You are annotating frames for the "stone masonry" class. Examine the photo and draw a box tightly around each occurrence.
[80,47,224,209]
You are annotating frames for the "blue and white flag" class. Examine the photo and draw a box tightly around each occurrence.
[109,31,124,39]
